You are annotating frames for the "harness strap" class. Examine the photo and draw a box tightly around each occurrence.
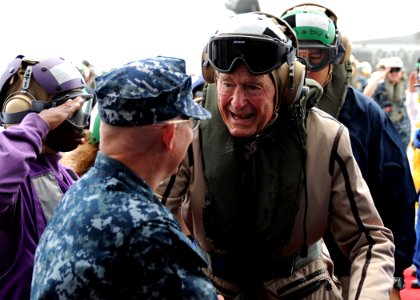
[201,240,321,281]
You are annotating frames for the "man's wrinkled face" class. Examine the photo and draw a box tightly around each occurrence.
[216,64,275,138]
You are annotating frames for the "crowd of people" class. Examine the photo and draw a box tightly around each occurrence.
[281,5,416,298]
[0,3,419,300]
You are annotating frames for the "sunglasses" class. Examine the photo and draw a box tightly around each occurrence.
[207,35,293,75]
[154,118,200,131]
[389,67,402,73]
[298,45,343,72]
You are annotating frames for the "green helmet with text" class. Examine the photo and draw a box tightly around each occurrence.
[281,5,345,71]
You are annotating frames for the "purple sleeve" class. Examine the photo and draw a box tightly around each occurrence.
[0,113,49,213]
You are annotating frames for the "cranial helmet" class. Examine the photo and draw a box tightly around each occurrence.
[376,58,389,70]
[202,12,306,111]
[0,55,94,152]
[281,4,347,71]
[385,56,404,69]
[0,55,93,126]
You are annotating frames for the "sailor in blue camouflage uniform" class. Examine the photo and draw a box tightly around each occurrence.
[30,56,219,299]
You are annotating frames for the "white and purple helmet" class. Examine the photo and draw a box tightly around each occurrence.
[0,55,93,128]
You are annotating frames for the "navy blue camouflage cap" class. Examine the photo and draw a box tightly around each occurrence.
[94,56,211,126]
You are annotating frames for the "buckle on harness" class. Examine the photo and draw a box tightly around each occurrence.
[204,241,321,282]
[208,253,297,281]
[262,255,296,280]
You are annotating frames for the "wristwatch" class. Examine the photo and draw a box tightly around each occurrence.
[394,277,405,290]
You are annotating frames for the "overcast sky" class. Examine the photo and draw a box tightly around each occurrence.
[0,0,417,76]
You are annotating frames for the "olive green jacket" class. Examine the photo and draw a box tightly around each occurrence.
[156,107,394,300]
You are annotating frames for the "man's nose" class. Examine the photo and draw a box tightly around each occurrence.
[230,86,247,109]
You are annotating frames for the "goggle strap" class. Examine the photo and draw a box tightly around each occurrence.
[285,49,297,93]
[31,93,94,112]
[1,93,94,127]
[286,48,296,65]
[289,63,295,93]
[331,44,346,65]
[1,110,30,125]
[31,99,64,112]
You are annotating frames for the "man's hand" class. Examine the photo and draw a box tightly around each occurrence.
[390,287,401,300]
[38,97,84,131]
[371,68,389,82]
[408,71,418,93]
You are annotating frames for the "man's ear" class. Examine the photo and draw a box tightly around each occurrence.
[161,124,176,151]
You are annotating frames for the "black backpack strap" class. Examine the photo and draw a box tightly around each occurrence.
[328,124,345,176]
[65,168,78,181]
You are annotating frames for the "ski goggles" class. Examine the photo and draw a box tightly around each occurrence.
[34,91,94,129]
[298,43,344,72]
[1,91,93,128]
[207,35,294,75]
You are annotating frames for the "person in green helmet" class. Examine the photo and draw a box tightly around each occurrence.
[281,4,416,300]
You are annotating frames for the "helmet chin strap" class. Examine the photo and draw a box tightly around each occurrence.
[323,65,334,87]
[266,73,279,128]
[42,144,58,155]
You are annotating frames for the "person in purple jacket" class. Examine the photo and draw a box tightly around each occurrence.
[0,55,93,300]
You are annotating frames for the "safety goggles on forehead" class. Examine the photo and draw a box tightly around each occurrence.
[207,35,294,75]
[298,44,344,72]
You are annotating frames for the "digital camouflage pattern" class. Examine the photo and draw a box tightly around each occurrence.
[95,56,211,127]
[31,153,218,299]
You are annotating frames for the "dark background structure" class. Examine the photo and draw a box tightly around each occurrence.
[352,32,420,72]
